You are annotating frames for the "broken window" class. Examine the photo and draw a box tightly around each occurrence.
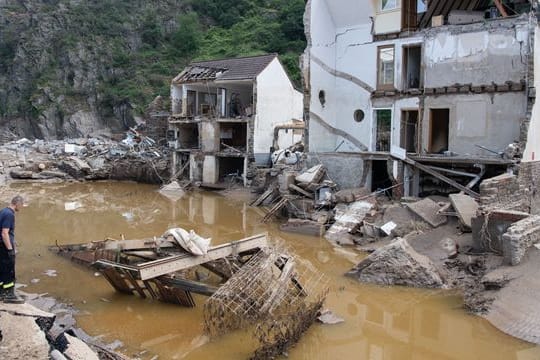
[403,45,421,89]
[429,108,449,154]
[377,46,395,90]
[381,0,397,11]
[199,93,217,117]
[176,123,199,150]
[219,122,247,153]
[374,109,392,152]
[186,90,196,117]
[401,110,418,153]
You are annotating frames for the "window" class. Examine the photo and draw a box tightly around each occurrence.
[377,46,395,90]
[381,0,398,11]
[375,109,392,152]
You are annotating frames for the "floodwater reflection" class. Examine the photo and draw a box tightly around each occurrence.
[6,181,540,360]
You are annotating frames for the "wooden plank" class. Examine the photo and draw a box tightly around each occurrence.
[262,198,288,223]
[122,269,147,299]
[251,188,275,207]
[158,276,218,296]
[101,268,132,294]
[101,238,175,251]
[289,184,314,199]
[96,234,268,281]
[399,156,480,198]
[493,0,508,17]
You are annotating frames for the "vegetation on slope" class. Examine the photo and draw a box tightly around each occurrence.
[0,0,306,125]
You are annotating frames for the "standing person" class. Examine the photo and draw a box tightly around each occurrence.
[0,195,25,303]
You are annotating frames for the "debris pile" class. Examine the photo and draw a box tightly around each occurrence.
[203,244,329,359]
[0,130,169,184]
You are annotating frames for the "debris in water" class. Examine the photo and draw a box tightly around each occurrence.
[31,278,40,284]
[317,309,345,325]
[44,269,58,277]
[64,202,83,211]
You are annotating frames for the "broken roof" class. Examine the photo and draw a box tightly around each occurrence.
[173,53,278,83]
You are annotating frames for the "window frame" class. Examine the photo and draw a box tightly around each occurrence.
[377,45,395,91]
[380,0,398,12]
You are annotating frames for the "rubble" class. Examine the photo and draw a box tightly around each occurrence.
[0,129,169,185]
[346,238,446,288]
[325,201,373,245]
[405,198,447,227]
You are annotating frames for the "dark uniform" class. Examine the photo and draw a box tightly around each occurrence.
[0,206,16,290]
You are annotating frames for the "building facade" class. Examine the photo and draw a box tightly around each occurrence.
[304,0,538,196]
[168,54,303,185]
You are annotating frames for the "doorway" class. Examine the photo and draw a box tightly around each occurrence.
[403,45,421,89]
[371,160,393,194]
[401,110,418,153]
[429,108,449,153]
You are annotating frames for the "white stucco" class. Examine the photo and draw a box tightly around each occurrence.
[254,57,304,155]
[523,25,540,162]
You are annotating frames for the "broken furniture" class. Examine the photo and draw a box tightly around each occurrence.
[52,233,269,307]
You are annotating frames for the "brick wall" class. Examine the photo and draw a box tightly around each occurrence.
[479,173,530,212]
[502,215,540,265]
[518,161,540,215]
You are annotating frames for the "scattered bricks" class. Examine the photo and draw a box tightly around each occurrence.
[374,90,385,97]
[384,91,396,96]
[502,215,540,265]
[408,89,422,96]
[424,88,435,94]
[496,84,510,92]
[471,85,483,93]
[446,86,458,93]
[484,84,496,92]
[435,87,446,94]
[458,84,471,93]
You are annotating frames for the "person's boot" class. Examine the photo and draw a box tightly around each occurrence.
[3,286,25,304]
[0,287,6,301]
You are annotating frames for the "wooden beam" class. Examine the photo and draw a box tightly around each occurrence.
[493,0,508,17]
[398,156,480,198]
[95,233,268,281]
[99,238,175,251]
[158,276,218,296]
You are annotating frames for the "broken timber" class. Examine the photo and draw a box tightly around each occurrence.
[397,156,480,198]
[95,233,269,281]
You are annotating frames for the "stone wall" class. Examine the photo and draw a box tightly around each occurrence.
[479,173,530,212]
[306,152,364,189]
[502,215,540,265]
[518,161,540,215]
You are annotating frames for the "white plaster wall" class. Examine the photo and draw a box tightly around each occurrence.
[254,58,303,155]
[374,9,401,35]
[524,25,540,162]
[423,93,525,156]
[424,24,529,87]
[171,84,182,114]
[310,0,337,66]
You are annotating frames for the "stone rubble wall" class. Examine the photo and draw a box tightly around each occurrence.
[479,173,530,213]
[502,215,540,265]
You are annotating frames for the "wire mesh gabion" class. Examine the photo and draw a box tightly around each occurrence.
[203,244,329,358]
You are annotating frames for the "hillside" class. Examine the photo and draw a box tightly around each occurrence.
[0,0,306,140]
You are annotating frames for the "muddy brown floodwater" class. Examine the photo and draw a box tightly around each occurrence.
[6,181,540,359]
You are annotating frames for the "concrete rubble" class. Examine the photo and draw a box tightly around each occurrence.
[346,238,445,288]
[0,294,127,360]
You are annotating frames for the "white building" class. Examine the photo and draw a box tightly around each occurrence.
[304,0,537,196]
[168,54,303,185]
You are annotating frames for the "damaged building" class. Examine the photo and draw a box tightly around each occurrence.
[303,0,540,197]
[168,54,303,186]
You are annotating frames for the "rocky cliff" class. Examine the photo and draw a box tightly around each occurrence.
[0,0,188,141]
